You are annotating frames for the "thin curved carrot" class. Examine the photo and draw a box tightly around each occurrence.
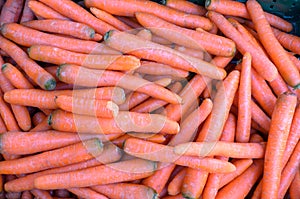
[85,0,213,30]
[90,7,131,31]
[20,0,34,23]
[207,11,278,82]
[32,112,47,126]
[92,183,157,199]
[261,92,297,199]
[28,1,70,20]
[136,29,152,41]
[289,170,300,199]
[0,0,23,26]
[0,35,56,90]
[272,28,300,54]
[164,0,206,15]
[247,0,300,87]
[68,188,107,199]
[22,19,98,40]
[30,189,52,199]
[34,159,156,189]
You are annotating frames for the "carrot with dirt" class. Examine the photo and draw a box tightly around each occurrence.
[91,183,157,199]
[22,19,99,40]
[2,63,34,89]
[135,12,236,57]
[20,0,35,23]
[0,35,56,90]
[207,11,278,82]
[261,92,297,199]
[205,0,293,32]
[57,64,182,104]
[68,187,108,199]
[28,1,70,20]
[4,143,122,192]
[104,30,226,79]
[0,0,24,26]
[164,0,206,15]
[55,95,119,118]
[84,0,213,30]
[34,159,156,189]
[247,0,300,87]
[1,23,120,55]
[272,28,300,55]
[90,7,131,31]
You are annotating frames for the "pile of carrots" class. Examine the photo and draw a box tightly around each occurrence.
[0,0,299,198]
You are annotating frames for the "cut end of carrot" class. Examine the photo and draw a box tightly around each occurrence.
[106,101,119,117]
[104,30,116,41]
[44,79,56,90]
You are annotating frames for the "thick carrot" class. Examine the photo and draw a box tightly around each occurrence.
[0,91,20,132]
[57,64,182,104]
[247,0,300,87]
[1,63,34,89]
[31,189,53,199]
[34,159,156,189]
[68,187,107,199]
[289,170,300,199]
[273,28,300,55]
[167,169,186,196]
[20,0,35,23]
[1,23,120,55]
[104,30,226,79]
[55,95,119,118]
[0,0,23,26]
[261,92,297,199]
[124,138,236,173]
[92,183,157,199]
[164,0,206,15]
[22,19,98,40]
[216,159,264,199]
[0,35,56,90]
[278,141,300,199]
[205,0,293,32]
[85,0,213,30]
[207,11,278,82]
[135,12,236,57]
[90,7,131,31]
[236,52,251,142]
[28,1,70,20]
[4,143,122,192]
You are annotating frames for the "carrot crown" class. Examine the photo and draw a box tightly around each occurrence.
[103,30,115,41]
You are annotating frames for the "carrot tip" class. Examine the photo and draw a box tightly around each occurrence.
[44,79,56,90]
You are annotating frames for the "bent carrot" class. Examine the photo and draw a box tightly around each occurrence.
[34,159,156,189]
[28,1,70,20]
[0,0,23,26]
[92,183,157,199]
[20,0,35,23]
[0,35,56,90]
[164,0,206,15]
[68,188,107,199]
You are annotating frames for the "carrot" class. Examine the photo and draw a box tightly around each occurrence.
[1,63,34,89]
[116,16,143,29]
[30,189,53,199]
[68,187,108,199]
[124,138,236,173]
[162,195,185,199]
[250,100,271,133]
[34,159,156,189]
[0,35,56,90]
[261,92,297,199]
[21,191,33,199]
[136,29,152,41]
[22,19,99,40]
[0,115,7,134]
[57,64,182,104]
[28,1,70,20]
[0,91,20,131]
[32,112,47,126]
[205,0,293,32]
[216,159,264,199]
[247,0,300,87]
[289,170,300,199]
[167,169,186,196]
[0,0,23,26]
[272,28,300,55]
[278,141,300,199]
[20,0,35,23]
[1,23,120,55]
[4,143,122,192]
[55,95,119,118]
[207,11,278,82]
[135,12,236,57]
[85,0,213,30]
[164,0,206,15]
[113,134,166,147]
[90,7,131,31]
[211,55,236,68]
[289,54,300,71]
[92,183,157,199]
[30,117,52,132]
[104,30,227,79]
[169,44,205,60]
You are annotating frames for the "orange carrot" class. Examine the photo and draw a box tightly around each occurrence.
[30,189,53,199]
[68,187,108,199]
[207,11,278,82]
[32,112,47,127]
[162,195,185,199]
[39,0,115,35]
[0,0,23,26]
[92,183,157,199]
[135,12,236,57]
[170,44,205,60]
[116,16,143,29]
[289,170,300,199]
[22,19,99,40]
[28,1,70,20]
[30,117,52,132]
[136,29,152,41]
[113,134,166,147]
[85,0,213,30]
[273,28,300,54]
[20,0,35,23]
[0,139,103,174]
[1,23,120,55]
[0,91,20,132]
[167,169,186,196]
[250,100,271,133]
[34,159,156,189]
[247,0,300,87]
[104,30,227,79]
[164,0,206,15]
[0,35,56,90]
[262,92,297,199]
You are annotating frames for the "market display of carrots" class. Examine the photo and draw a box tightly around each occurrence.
[0,0,299,198]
